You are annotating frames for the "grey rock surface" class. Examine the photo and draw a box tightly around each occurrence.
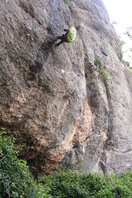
[0,0,132,174]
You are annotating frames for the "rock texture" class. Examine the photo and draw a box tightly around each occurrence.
[0,0,132,175]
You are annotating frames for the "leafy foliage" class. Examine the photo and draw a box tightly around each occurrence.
[40,171,132,198]
[123,60,132,70]
[0,129,48,198]
[95,59,110,80]
[0,129,132,198]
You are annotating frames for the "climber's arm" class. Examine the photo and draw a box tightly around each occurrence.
[64,29,68,32]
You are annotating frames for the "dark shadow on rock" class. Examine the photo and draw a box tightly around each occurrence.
[27,39,55,81]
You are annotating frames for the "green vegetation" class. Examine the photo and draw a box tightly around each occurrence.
[95,59,110,80]
[124,60,131,67]
[40,171,132,198]
[83,49,87,57]
[0,129,132,198]
[64,0,71,7]
[0,129,48,198]
[119,30,132,70]
[123,60,132,71]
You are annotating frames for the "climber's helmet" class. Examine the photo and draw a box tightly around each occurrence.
[67,27,77,43]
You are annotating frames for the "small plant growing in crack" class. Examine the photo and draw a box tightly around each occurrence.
[83,49,87,57]
[94,58,110,80]
[64,0,71,7]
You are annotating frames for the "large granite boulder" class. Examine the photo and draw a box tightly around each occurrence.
[0,0,132,175]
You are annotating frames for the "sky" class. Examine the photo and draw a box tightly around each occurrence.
[103,0,132,33]
[103,0,132,64]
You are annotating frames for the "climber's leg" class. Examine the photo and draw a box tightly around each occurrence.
[55,39,65,46]
[51,35,64,44]
[55,35,68,46]
[57,35,64,40]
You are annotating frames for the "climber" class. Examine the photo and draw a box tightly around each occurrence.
[53,27,77,46]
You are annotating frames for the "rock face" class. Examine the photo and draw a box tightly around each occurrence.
[0,0,132,175]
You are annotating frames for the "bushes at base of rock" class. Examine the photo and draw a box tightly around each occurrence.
[40,171,132,198]
[0,129,48,198]
[0,129,132,198]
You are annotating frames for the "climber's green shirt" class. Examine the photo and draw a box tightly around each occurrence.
[67,27,77,43]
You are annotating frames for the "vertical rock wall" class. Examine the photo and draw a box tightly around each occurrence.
[0,0,132,174]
